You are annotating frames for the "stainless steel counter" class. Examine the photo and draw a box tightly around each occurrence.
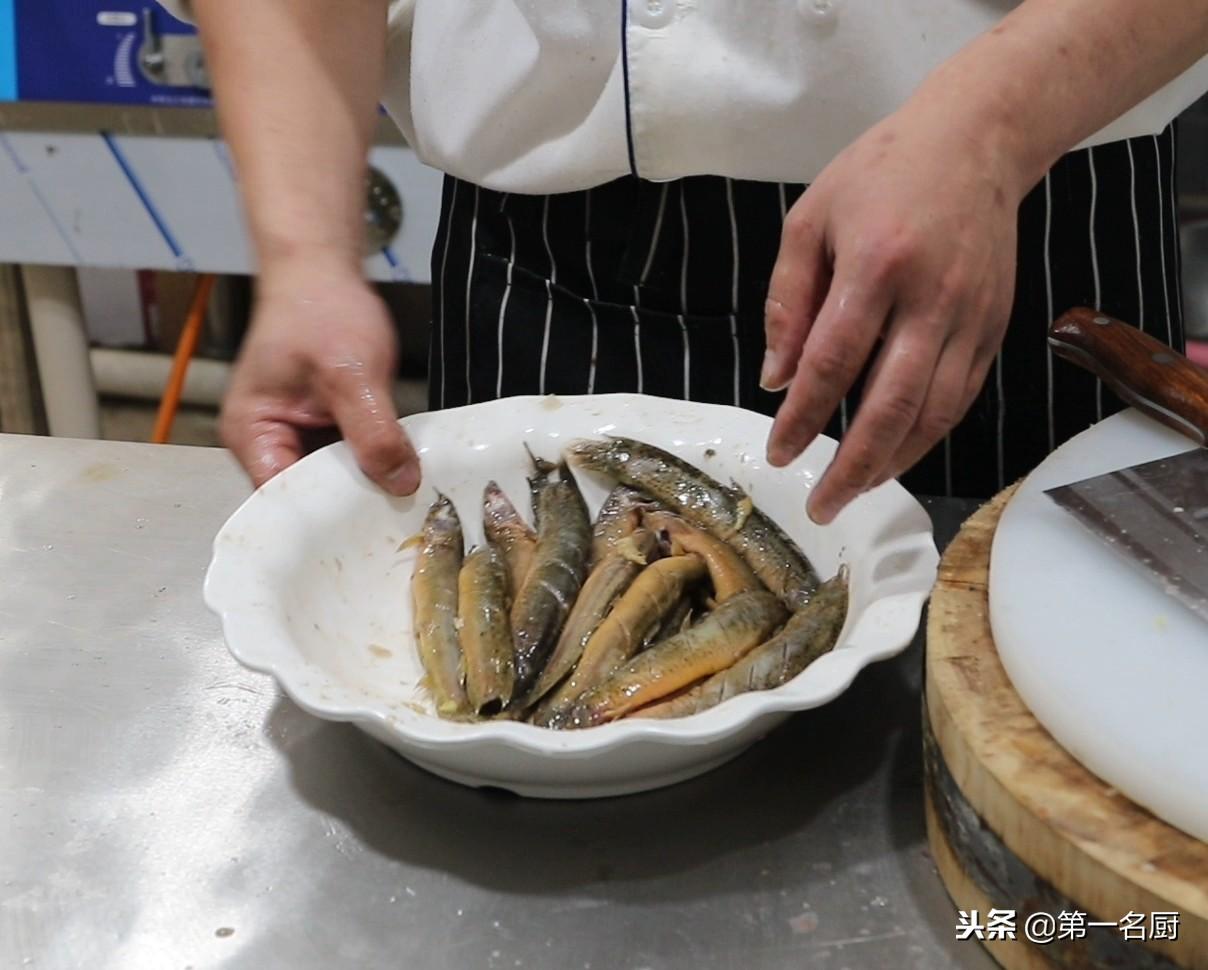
[0,432,993,970]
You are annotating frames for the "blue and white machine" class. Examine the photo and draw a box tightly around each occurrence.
[2,3,210,107]
[0,2,440,282]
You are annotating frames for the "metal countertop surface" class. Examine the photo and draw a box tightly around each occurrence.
[0,432,992,970]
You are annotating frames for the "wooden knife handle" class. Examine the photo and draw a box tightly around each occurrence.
[1048,307,1208,445]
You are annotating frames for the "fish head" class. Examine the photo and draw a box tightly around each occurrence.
[422,492,463,546]
[593,484,652,533]
[483,481,531,536]
[641,508,683,533]
[566,436,632,473]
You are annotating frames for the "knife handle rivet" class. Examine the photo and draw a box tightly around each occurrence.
[1152,351,1174,365]
[1092,315,1111,326]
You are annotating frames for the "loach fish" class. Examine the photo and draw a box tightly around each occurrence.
[589,484,653,568]
[520,528,659,710]
[483,481,537,595]
[411,494,471,718]
[509,453,592,697]
[565,436,818,609]
[632,569,849,719]
[457,542,516,715]
[531,553,708,725]
[642,509,762,602]
[643,589,696,648]
[561,588,788,728]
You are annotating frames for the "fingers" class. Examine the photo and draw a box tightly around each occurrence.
[761,204,830,392]
[220,406,303,490]
[867,340,990,490]
[805,316,943,524]
[322,361,421,496]
[766,248,894,469]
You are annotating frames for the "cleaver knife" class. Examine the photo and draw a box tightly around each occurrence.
[1045,307,1208,622]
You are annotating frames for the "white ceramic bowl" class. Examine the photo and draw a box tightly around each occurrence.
[204,394,938,798]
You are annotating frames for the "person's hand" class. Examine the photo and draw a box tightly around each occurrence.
[220,262,421,494]
[762,94,1026,524]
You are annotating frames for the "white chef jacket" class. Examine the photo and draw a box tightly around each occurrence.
[163,1,1208,195]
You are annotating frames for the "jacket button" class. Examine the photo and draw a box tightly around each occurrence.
[633,0,675,30]
[799,0,839,25]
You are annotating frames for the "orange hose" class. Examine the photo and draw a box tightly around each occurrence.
[151,273,216,444]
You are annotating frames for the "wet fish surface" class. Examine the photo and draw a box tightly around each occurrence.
[643,509,763,601]
[483,481,537,594]
[633,570,849,719]
[510,456,593,696]
[521,528,659,709]
[644,589,696,648]
[458,541,516,715]
[411,494,471,718]
[557,588,788,728]
[532,553,708,725]
[590,484,653,568]
[567,436,818,609]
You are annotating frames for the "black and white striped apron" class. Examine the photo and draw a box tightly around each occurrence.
[428,125,1184,499]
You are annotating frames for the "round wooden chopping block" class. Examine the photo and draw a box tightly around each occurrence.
[924,486,1208,970]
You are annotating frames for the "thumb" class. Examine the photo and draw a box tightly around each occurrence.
[324,364,421,496]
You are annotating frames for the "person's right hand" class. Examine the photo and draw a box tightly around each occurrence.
[220,263,421,495]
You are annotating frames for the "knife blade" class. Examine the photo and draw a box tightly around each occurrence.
[1045,307,1208,622]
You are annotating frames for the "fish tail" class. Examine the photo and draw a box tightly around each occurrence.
[523,441,557,477]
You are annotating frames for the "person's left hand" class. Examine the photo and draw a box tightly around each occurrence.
[761,94,1028,524]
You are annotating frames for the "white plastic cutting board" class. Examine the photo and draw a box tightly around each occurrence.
[990,410,1208,843]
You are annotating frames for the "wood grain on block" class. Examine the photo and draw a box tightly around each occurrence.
[924,793,1051,970]
[925,487,1208,970]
